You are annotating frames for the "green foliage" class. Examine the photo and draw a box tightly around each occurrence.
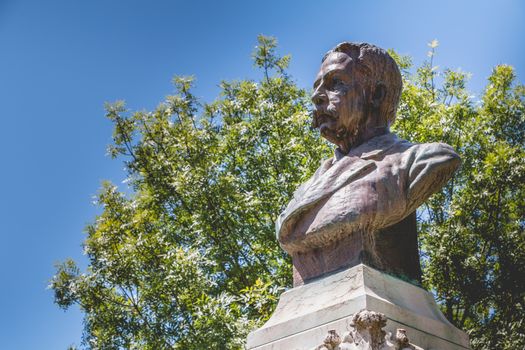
[51,36,329,349]
[391,41,525,349]
[52,38,524,349]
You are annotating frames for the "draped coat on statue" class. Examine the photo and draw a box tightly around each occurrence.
[276,132,460,284]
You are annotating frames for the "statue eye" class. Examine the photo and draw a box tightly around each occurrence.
[331,78,344,90]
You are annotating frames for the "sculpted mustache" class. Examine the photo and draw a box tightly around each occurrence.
[311,111,338,128]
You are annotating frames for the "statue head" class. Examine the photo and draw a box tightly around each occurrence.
[311,42,402,153]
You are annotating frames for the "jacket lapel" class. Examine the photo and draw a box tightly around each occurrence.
[276,157,376,237]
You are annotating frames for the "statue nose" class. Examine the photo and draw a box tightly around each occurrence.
[311,90,327,106]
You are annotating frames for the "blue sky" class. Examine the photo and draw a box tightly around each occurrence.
[0,0,523,348]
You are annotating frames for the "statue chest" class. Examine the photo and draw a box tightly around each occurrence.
[287,156,410,250]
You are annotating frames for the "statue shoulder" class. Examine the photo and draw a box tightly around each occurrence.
[405,141,461,213]
[409,141,460,167]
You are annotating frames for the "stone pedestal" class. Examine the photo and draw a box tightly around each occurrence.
[246,264,470,350]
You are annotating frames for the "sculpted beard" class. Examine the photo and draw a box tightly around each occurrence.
[330,104,363,148]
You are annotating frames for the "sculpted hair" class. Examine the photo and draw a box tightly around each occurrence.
[323,42,402,126]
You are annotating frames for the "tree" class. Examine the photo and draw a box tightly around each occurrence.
[390,40,525,349]
[51,35,329,349]
[51,37,525,349]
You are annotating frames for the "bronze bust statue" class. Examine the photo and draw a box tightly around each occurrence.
[276,43,460,286]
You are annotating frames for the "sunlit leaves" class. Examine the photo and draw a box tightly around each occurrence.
[392,46,525,350]
[51,36,329,349]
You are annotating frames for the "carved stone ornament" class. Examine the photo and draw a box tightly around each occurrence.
[314,310,423,350]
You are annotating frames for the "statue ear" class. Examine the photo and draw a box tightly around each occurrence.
[372,83,386,108]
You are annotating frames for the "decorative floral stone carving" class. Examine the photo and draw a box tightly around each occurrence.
[316,330,342,350]
[314,310,422,350]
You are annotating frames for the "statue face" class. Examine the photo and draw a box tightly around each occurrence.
[311,51,366,147]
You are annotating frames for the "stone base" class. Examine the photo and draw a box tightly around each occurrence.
[247,264,470,350]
